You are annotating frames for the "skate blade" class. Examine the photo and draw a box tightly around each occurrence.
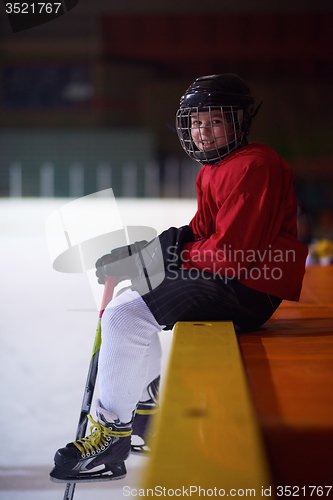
[50,464,126,483]
[131,444,151,456]
[50,473,126,483]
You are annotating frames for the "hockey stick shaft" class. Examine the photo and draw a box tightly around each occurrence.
[63,277,117,500]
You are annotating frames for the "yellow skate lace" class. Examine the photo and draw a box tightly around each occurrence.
[74,414,132,458]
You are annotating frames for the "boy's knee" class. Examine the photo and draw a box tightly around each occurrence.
[101,300,155,347]
[101,303,126,332]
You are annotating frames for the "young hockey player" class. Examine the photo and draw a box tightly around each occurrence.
[50,74,308,483]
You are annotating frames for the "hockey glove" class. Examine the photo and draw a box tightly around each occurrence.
[95,225,194,286]
[95,240,148,284]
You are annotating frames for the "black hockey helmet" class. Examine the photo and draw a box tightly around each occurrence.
[176,74,259,164]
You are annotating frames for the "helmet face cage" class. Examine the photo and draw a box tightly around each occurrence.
[176,105,244,165]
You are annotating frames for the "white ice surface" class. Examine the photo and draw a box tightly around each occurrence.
[0,197,196,499]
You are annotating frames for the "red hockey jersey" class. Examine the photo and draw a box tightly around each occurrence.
[182,143,308,301]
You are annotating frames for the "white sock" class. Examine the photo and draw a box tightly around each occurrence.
[139,331,162,402]
[98,288,165,423]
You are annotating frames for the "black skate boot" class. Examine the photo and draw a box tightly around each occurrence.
[50,400,132,483]
[131,376,160,455]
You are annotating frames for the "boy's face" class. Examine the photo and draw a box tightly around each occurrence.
[190,110,234,152]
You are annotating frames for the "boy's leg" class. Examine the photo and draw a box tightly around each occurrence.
[138,332,162,401]
[50,289,165,483]
[51,270,278,482]
[131,374,160,454]
[100,291,163,455]
[98,289,165,423]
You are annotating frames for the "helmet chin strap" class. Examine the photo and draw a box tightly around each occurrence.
[193,135,245,165]
[193,147,230,164]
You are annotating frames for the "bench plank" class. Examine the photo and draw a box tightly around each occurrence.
[238,266,333,487]
[142,321,272,495]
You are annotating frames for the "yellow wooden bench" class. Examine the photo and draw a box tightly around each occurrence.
[141,321,273,497]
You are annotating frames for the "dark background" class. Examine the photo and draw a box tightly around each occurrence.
[0,0,332,237]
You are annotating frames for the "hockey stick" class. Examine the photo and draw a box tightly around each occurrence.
[63,276,117,500]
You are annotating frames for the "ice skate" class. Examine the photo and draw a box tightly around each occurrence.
[50,400,132,483]
[131,376,160,455]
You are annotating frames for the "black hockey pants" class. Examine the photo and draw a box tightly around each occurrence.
[134,269,282,332]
